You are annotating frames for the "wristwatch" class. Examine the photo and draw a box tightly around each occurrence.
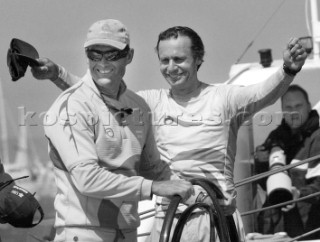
[283,63,301,76]
[196,191,209,203]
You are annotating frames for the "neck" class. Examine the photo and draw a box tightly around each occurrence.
[96,82,121,100]
[290,128,299,135]
[170,80,204,101]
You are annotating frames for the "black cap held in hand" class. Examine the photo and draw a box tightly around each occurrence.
[0,176,44,228]
[6,38,40,81]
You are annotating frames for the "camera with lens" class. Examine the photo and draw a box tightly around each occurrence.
[264,141,293,205]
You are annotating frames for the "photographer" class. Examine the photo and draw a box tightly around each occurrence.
[254,85,320,240]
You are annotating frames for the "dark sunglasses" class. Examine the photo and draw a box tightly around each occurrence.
[86,45,130,62]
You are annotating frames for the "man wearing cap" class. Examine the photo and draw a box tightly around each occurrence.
[32,24,307,241]
[40,19,195,242]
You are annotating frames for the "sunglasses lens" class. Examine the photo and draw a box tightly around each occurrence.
[86,47,129,62]
[86,50,102,61]
[104,52,119,61]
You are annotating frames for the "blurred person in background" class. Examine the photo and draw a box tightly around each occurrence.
[254,84,320,240]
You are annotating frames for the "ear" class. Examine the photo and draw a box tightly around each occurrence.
[126,48,134,64]
[307,102,312,112]
[195,57,202,67]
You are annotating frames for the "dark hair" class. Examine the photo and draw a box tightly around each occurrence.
[155,26,205,70]
[281,84,310,104]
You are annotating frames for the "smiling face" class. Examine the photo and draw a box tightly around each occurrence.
[282,90,311,131]
[86,44,133,93]
[158,36,202,94]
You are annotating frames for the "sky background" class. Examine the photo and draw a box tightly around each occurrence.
[0,0,316,164]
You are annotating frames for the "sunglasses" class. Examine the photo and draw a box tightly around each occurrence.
[86,45,130,62]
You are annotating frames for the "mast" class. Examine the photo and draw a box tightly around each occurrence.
[12,125,30,174]
[0,77,10,164]
[310,0,320,60]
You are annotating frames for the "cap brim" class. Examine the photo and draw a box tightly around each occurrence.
[16,54,40,67]
[84,39,126,50]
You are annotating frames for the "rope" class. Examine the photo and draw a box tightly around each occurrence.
[235,0,287,64]
[138,190,320,238]
[241,190,320,216]
[138,208,154,216]
[140,212,155,221]
[287,227,320,242]
[235,154,320,187]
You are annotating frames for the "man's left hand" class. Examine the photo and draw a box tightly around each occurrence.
[281,186,300,212]
[283,37,308,72]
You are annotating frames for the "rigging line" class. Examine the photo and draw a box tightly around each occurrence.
[288,227,320,242]
[305,0,312,36]
[241,190,320,216]
[235,0,287,64]
[139,208,154,216]
[235,154,320,187]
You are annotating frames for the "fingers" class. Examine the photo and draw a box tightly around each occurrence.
[30,58,57,80]
[291,186,300,199]
[30,58,47,75]
[281,203,295,212]
[287,38,307,60]
[31,65,48,74]
[30,65,49,80]
[151,180,194,199]
[287,37,299,50]
[217,192,237,215]
[179,181,194,200]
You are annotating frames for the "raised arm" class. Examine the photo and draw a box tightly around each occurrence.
[226,37,308,122]
[31,58,80,91]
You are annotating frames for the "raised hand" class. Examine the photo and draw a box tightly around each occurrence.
[281,186,300,212]
[255,145,270,163]
[151,180,194,201]
[30,58,59,81]
[283,37,308,72]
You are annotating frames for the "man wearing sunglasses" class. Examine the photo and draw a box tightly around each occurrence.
[37,19,196,242]
[32,22,307,241]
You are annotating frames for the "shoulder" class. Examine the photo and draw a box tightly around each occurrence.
[309,128,320,141]
[46,80,90,116]
[123,89,152,111]
[44,81,96,134]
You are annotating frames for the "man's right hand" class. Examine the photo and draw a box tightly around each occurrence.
[201,190,236,215]
[151,180,194,201]
[31,58,59,81]
[255,145,269,162]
